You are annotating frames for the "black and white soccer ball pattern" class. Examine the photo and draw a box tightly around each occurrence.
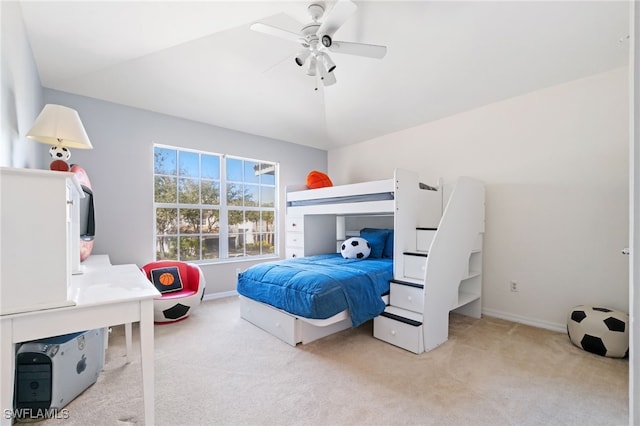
[340,237,371,259]
[567,305,629,358]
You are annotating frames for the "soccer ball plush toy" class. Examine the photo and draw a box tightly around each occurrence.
[49,145,71,171]
[49,145,71,161]
[340,237,371,259]
[567,305,629,358]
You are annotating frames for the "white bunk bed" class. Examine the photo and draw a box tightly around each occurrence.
[238,169,485,353]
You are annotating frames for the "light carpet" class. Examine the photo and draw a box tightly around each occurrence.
[39,297,628,426]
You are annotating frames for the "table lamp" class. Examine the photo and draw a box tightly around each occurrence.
[26,104,93,171]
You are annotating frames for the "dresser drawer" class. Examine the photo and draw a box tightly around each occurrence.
[403,254,427,280]
[285,232,304,248]
[285,247,304,259]
[374,314,423,354]
[286,216,304,233]
[389,282,423,313]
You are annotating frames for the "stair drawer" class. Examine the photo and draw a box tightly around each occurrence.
[374,315,423,354]
[390,282,423,312]
[403,254,427,279]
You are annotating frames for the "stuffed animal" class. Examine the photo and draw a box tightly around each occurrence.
[306,170,333,189]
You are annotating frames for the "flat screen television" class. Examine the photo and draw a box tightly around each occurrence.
[79,185,95,241]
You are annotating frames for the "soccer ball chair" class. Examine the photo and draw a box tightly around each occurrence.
[141,261,206,323]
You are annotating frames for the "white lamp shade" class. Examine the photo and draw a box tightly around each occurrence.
[27,104,93,149]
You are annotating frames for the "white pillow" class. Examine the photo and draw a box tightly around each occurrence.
[340,237,371,259]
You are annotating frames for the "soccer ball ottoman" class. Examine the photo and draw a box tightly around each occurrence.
[567,305,629,358]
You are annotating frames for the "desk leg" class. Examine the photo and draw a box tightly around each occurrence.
[139,300,155,425]
[124,323,133,363]
[1,320,15,426]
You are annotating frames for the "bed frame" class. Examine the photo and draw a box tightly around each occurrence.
[239,168,485,351]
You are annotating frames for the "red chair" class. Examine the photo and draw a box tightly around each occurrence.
[141,261,206,323]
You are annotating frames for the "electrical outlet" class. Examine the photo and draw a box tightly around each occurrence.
[510,281,518,292]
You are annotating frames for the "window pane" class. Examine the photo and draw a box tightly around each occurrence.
[261,186,275,207]
[201,154,220,179]
[202,209,219,233]
[246,234,261,256]
[179,236,200,261]
[254,163,275,184]
[227,183,244,206]
[262,211,275,232]
[155,176,177,203]
[179,208,200,233]
[244,160,259,184]
[202,235,219,259]
[260,168,275,185]
[228,233,245,257]
[156,208,177,234]
[154,147,176,175]
[154,145,277,262]
[245,185,259,207]
[262,233,275,254]
[227,209,243,231]
[227,158,243,181]
[201,180,219,205]
[156,236,177,260]
[245,210,260,232]
[179,178,199,204]
[179,151,199,177]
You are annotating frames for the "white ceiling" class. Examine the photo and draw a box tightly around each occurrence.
[19,1,630,150]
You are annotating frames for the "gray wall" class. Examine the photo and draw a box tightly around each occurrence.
[1,1,45,168]
[43,89,327,295]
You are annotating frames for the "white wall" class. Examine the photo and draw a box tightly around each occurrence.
[0,1,45,168]
[328,67,629,330]
[43,89,327,295]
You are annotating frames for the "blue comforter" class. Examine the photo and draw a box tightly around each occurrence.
[237,254,392,327]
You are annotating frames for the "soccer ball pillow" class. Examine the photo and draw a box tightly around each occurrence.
[340,237,371,259]
[567,305,629,358]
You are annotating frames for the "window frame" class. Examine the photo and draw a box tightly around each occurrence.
[153,144,279,264]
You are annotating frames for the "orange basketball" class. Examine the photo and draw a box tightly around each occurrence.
[306,170,333,189]
[159,272,175,286]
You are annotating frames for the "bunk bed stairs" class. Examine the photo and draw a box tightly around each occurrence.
[374,177,485,354]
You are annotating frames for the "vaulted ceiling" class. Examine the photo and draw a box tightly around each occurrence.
[19,1,630,150]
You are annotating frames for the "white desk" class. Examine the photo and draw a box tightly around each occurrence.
[0,256,160,425]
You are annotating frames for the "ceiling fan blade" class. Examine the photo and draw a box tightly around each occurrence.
[250,22,301,44]
[328,41,387,59]
[317,0,357,38]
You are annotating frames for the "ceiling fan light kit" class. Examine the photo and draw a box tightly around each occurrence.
[251,0,387,89]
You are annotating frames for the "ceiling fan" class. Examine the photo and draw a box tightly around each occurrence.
[250,0,387,89]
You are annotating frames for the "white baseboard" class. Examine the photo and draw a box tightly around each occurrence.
[481,308,566,333]
[203,290,238,302]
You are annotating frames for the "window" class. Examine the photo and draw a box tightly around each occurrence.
[154,145,277,262]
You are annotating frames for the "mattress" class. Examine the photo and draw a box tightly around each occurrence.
[236,254,392,327]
